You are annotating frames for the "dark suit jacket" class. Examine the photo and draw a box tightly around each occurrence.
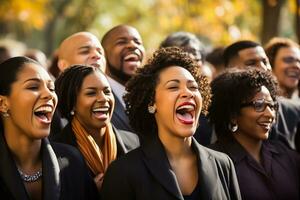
[210,138,300,200]
[101,136,241,200]
[53,123,139,165]
[270,97,300,149]
[0,137,99,200]
[111,91,134,132]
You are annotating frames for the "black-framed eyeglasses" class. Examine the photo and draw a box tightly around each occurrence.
[240,99,278,112]
[282,56,300,65]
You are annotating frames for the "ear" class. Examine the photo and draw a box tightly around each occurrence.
[0,95,9,113]
[57,59,68,72]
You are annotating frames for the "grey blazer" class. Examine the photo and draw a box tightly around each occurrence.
[111,91,134,132]
[101,135,241,200]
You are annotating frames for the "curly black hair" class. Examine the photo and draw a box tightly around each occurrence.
[208,68,279,139]
[124,47,211,137]
[55,65,102,121]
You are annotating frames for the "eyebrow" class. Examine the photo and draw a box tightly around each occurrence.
[78,45,91,50]
[23,78,41,83]
[163,79,196,86]
[23,78,53,85]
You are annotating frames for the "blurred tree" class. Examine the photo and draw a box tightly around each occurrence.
[0,0,298,56]
[261,0,285,45]
[296,0,300,42]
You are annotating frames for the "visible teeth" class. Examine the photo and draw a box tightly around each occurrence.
[35,106,52,113]
[177,105,194,110]
[124,54,139,61]
[93,108,109,112]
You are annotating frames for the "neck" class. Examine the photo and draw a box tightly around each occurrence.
[159,133,193,161]
[233,133,262,164]
[86,125,107,149]
[280,85,296,99]
[4,126,42,170]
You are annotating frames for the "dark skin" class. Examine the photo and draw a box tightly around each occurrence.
[102,25,145,85]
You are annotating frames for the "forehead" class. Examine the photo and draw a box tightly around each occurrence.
[251,85,272,100]
[108,26,142,41]
[16,63,51,81]
[81,71,110,88]
[158,66,195,83]
[69,34,101,50]
[238,46,266,60]
[277,46,300,57]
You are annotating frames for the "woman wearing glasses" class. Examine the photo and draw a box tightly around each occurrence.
[209,68,300,200]
[265,37,300,99]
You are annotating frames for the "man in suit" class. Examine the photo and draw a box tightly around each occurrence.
[101,25,145,132]
[223,40,300,149]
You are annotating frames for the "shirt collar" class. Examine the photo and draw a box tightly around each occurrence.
[107,76,126,107]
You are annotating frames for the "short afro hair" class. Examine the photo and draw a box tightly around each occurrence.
[124,47,211,137]
[208,68,278,139]
[264,37,300,69]
[223,40,260,67]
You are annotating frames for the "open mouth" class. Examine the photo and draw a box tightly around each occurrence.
[34,106,53,124]
[92,107,110,120]
[123,52,142,66]
[258,120,273,130]
[176,103,195,125]
[285,68,300,79]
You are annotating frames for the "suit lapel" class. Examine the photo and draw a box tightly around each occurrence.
[113,125,127,156]
[0,133,29,200]
[42,138,61,200]
[192,138,216,200]
[142,136,183,200]
[112,92,132,131]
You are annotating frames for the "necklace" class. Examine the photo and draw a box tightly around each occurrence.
[18,168,42,182]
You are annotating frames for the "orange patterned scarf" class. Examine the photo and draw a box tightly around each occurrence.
[71,116,117,175]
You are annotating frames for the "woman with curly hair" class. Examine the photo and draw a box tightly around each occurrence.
[209,68,300,200]
[101,47,241,200]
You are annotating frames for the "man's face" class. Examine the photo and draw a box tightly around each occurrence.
[58,33,106,72]
[103,26,145,83]
[236,46,271,71]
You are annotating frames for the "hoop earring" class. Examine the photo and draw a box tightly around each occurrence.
[148,105,156,114]
[228,123,238,133]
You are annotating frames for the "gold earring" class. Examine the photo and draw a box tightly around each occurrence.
[148,105,156,114]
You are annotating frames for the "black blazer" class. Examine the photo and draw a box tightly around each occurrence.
[0,137,99,200]
[53,123,139,161]
[111,91,134,132]
[101,136,241,200]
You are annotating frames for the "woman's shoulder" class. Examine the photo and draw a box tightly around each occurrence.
[113,127,140,151]
[50,141,84,164]
[193,139,233,166]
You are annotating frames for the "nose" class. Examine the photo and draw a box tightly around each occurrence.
[257,61,269,71]
[180,87,194,99]
[126,40,139,50]
[90,49,102,60]
[264,105,276,119]
[41,86,56,102]
[96,91,109,103]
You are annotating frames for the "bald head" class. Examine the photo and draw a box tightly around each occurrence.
[58,32,106,72]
